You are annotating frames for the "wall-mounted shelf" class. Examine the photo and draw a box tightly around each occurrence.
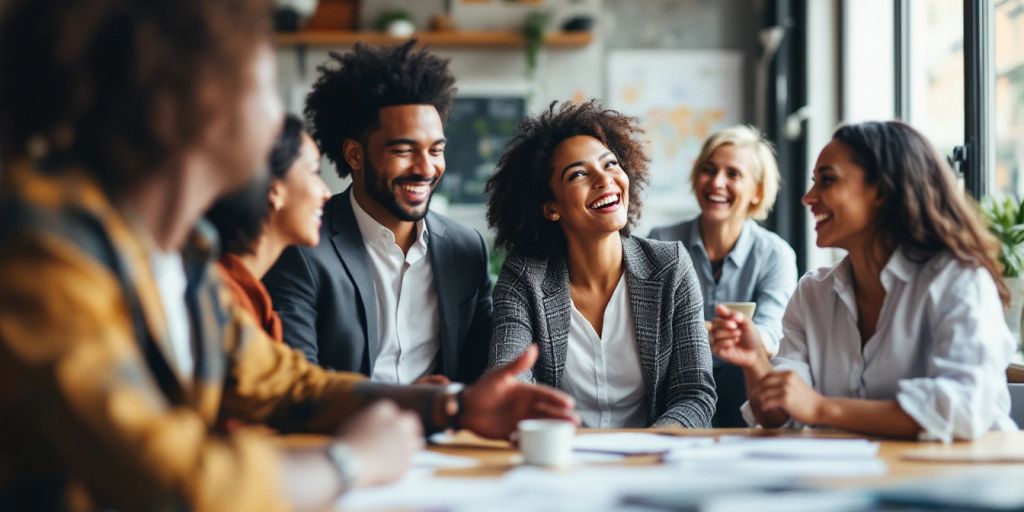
[274,30,594,48]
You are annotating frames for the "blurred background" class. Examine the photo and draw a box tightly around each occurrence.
[263,0,1022,273]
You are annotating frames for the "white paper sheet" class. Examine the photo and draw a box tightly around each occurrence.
[572,432,715,455]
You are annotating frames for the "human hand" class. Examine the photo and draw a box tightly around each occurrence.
[414,374,451,385]
[460,345,579,440]
[709,303,766,368]
[751,370,824,425]
[336,400,423,488]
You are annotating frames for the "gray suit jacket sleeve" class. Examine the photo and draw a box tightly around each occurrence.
[487,259,536,383]
[262,245,320,364]
[653,242,717,428]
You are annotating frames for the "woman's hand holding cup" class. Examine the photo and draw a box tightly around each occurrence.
[709,303,766,369]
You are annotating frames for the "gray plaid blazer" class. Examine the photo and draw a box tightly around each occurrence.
[487,236,716,427]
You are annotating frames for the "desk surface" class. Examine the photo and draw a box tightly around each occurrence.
[284,427,1024,483]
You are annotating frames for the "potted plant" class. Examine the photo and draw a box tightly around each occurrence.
[982,196,1024,348]
[521,11,551,77]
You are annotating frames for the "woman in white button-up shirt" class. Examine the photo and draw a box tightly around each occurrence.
[711,121,1016,440]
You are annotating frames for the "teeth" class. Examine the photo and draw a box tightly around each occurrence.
[401,184,430,193]
[314,209,323,219]
[814,213,831,222]
[706,194,729,203]
[589,194,620,209]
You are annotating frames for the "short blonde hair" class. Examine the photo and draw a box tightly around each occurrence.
[689,125,780,221]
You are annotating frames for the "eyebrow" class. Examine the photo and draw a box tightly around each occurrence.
[813,165,838,176]
[384,138,447,147]
[559,151,613,179]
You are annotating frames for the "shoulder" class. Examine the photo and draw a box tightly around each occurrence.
[648,218,694,241]
[426,211,487,253]
[793,258,844,299]
[624,236,694,279]
[920,251,999,300]
[746,222,796,263]
[496,252,551,287]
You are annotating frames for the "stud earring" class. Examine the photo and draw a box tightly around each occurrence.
[550,213,560,221]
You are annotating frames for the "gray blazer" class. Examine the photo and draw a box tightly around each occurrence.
[263,187,493,382]
[488,236,716,427]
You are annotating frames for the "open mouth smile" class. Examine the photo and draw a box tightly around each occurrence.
[588,192,622,213]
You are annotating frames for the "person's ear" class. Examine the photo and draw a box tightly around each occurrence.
[543,202,561,222]
[268,179,286,212]
[343,139,364,176]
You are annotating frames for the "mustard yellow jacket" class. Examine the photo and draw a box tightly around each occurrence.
[0,163,366,511]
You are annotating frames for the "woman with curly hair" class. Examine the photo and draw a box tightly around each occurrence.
[206,113,331,341]
[711,121,1016,440]
[485,100,716,428]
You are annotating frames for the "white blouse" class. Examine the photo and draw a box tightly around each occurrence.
[562,274,648,428]
[742,248,1017,441]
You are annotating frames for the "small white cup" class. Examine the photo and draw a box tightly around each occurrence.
[517,419,575,467]
[722,301,757,319]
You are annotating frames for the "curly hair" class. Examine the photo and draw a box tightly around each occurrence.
[304,40,457,179]
[486,100,651,259]
[0,0,271,190]
[833,121,1009,305]
[207,113,306,255]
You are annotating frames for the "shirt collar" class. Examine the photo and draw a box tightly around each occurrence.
[828,246,915,305]
[349,191,429,254]
[686,216,754,268]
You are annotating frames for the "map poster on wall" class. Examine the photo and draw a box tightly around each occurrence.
[607,50,743,215]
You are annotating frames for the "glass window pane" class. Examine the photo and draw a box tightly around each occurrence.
[995,0,1024,198]
[909,0,964,161]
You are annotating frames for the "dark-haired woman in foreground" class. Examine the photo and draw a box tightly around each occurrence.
[207,113,330,340]
[486,100,716,428]
[711,121,1016,440]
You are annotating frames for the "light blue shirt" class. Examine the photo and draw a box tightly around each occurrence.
[649,217,797,355]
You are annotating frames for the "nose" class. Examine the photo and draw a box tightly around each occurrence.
[709,169,727,188]
[593,166,614,189]
[317,176,331,204]
[801,185,816,207]
[410,149,437,179]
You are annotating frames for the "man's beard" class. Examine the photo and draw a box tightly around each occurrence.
[362,158,438,222]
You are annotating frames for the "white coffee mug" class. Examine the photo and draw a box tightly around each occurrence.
[722,301,757,319]
[517,419,575,467]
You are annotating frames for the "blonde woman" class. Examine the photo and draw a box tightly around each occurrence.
[649,125,797,427]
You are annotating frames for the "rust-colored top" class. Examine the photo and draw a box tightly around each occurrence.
[217,253,283,343]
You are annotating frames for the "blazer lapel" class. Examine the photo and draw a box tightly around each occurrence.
[426,215,458,378]
[328,189,380,371]
[622,237,662,422]
[540,257,571,389]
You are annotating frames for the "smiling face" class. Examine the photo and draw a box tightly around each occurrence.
[270,133,331,247]
[803,140,881,251]
[693,144,762,225]
[544,135,630,239]
[346,104,446,225]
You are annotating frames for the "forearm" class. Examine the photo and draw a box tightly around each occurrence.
[816,398,922,438]
[279,447,346,511]
[743,358,788,427]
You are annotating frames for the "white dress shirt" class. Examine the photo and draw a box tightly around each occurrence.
[742,248,1017,441]
[351,194,441,384]
[562,274,648,428]
[149,250,193,382]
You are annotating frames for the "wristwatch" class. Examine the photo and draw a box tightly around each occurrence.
[441,383,466,431]
[326,441,362,494]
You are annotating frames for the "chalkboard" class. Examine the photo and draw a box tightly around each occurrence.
[439,96,526,204]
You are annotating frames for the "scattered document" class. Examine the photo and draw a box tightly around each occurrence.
[572,432,714,455]
[413,450,480,469]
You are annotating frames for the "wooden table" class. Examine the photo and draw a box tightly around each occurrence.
[284,427,1024,485]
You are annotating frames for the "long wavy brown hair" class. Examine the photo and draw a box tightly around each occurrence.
[833,121,1009,305]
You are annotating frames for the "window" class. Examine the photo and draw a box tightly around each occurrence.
[994,0,1024,198]
[908,0,965,161]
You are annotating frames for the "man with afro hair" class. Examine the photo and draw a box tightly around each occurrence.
[265,41,493,385]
